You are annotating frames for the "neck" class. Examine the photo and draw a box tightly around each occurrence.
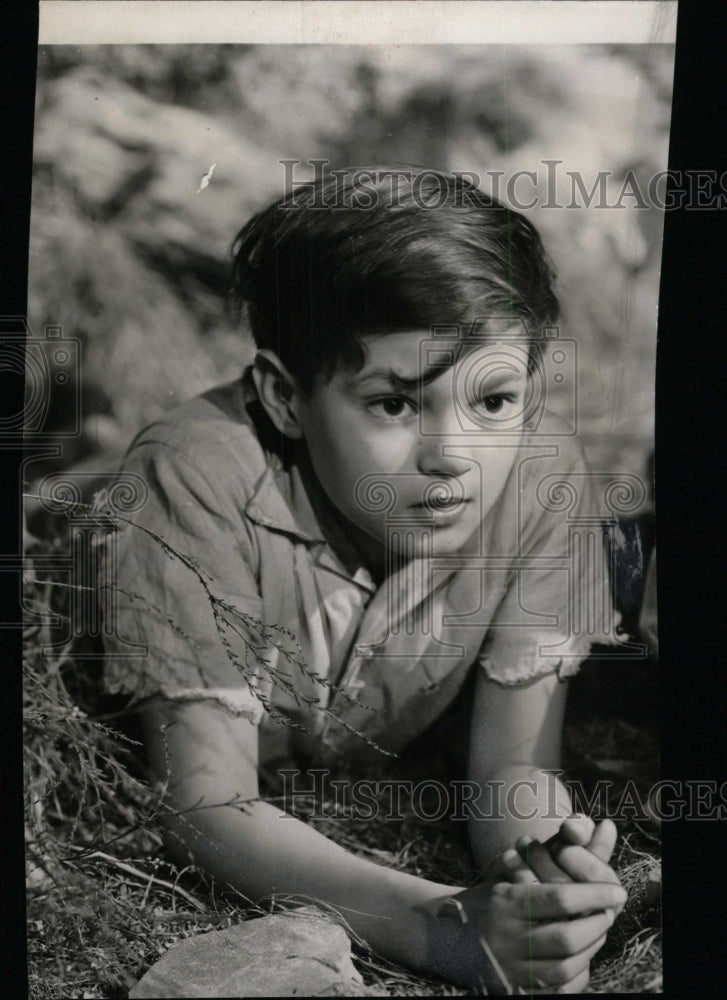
[293,442,389,584]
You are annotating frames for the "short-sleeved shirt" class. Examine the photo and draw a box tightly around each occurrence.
[101,375,617,770]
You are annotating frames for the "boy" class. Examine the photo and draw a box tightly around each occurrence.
[103,167,626,992]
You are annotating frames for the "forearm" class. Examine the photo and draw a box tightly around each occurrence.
[164,796,452,972]
[469,764,574,871]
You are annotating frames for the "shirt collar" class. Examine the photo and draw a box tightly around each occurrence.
[244,464,325,544]
[245,466,377,594]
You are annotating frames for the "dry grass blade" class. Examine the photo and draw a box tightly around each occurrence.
[71,850,208,913]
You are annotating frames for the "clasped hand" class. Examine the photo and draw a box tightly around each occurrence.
[450,817,626,994]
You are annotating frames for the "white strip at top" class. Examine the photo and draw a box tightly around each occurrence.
[39,1,678,46]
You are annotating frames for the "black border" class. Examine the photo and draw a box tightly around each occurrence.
[1,3,37,998]
[658,4,727,997]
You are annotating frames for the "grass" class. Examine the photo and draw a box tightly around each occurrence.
[23,519,661,997]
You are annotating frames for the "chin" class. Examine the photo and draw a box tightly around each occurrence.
[389,527,473,559]
[431,532,473,556]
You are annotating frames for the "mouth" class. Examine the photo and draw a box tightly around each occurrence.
[409,497,472,521]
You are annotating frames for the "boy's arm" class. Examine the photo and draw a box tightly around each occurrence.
[140,694,625,991]
[468,668,624,902]
[468,667,574,871]
[141,696,453,970]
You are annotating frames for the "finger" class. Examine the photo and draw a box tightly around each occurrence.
[511,933,607,989]
[548,841,622,886]
[586,818,618,864]
[492,880,627,921]
[502,846,540,884]
[517,836,572,884]
[555,813,595,847]
[553,967,590,994]
[524,908,615,959]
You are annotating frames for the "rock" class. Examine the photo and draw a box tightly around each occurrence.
[36,67,280,266]
[129,911,380,998]
[28,199,222,439]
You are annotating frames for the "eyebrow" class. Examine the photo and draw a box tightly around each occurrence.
[351,364,449,392]
[350,362,525,394]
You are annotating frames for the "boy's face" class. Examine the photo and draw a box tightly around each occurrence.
[293,329,530,558]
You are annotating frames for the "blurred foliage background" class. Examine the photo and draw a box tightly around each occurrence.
[29,43,673,492]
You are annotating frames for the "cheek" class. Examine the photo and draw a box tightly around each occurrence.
[303,412,384,507]
[313,411,411,478]
[478,444,520,502]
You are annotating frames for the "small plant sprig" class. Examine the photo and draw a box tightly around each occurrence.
[25,488,392,757]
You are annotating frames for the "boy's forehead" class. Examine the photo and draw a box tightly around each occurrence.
[342,327,529,386]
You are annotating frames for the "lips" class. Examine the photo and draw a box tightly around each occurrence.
[414,499,470,509]
[409,497,471,518]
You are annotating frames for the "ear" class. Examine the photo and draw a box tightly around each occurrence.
[251,350,305,439]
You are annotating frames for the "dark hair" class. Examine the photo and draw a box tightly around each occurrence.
[230,165,559,392]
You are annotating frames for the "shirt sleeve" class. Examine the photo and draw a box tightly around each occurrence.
[100,431,274,723]
[478,436,620,687]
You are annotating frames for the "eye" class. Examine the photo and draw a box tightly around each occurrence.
[474,392,518,414]
[368,396,416,419]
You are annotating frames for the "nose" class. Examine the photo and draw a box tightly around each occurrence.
[416,385,474,478]
[416,439,473,478]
